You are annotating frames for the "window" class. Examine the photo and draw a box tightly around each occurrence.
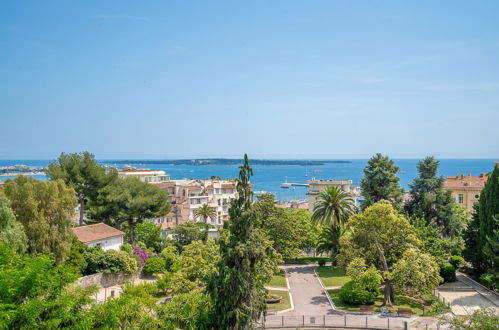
[475,194,479,199]
[458,194,464,204]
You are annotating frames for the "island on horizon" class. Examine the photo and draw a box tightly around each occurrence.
[108,159,352,166]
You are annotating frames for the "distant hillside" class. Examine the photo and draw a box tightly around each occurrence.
[109,159,352,166]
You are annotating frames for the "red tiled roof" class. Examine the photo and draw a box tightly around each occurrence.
[72,223,124,243]
[443,174,488,189]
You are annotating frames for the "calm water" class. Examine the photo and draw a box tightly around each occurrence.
[1,159,495,202]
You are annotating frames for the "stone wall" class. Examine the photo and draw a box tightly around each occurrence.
[76,271,141,290]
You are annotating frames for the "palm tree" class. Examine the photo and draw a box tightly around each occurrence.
[195,204,217,224]
[312,186,355,263]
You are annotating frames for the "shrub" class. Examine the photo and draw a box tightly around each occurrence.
[338,281,377,305]
[82,246,107,275]
[440,264,456,283]
[449,255,464,268]
[143,257,167,274]
[133,247,148,266]
[318,259,326,267]
[480,273,498,290]
[120,243,133,255]
[103,250,138,274]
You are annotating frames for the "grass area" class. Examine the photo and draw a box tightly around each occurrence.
[283,256,329,264]
[268,273,287,288]
[327,290,450,316]
[316,266,350,287]
[266,290,291,311]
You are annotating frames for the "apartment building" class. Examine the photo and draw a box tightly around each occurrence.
[443,173,488,211]
[170,179,237,226]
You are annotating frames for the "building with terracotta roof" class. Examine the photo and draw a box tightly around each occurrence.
[443,173,488,211]
[72,223,125,250]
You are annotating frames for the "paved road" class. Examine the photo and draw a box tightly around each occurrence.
[268,264,445,329]
[436,273,499,315]
[280,264,335,315]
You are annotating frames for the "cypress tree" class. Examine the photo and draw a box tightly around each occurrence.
[478,164,499,272]
[208,154,277,329]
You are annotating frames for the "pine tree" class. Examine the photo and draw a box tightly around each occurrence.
[208,155,278,329]
[360,153,403,209]
[405,156,461,237]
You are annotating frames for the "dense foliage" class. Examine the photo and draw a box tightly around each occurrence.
[405,157,463,238]
[89,176,170,243]
[312,186,355,263]
[339,201,441,305]
[3,176,77,263]
[46,152,110,226]
[0,196,27,255]
[360,153,403,209]
[208,155,279,328]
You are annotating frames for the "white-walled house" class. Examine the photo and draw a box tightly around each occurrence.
[72,223,125,251]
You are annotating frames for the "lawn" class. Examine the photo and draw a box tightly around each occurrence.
[268,273,287,288]
[316,266,350,287]
[266,290,291,312]
[283,256,329,264]
[327,290,449,316]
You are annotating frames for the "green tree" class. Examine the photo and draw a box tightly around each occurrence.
[195,203,217,224]
[89,176,170,244]
[208,154,278,328]
[360,153,403,209]
[339,201,421,305]
[316,226,335,257]
[312,186,354,263]
[411,216,456,266]
[442,308,499,330]
[0,196,27,255]
[392,248,442,296]
[171,222,203,247]
[46,151,110,226]
[463,204,482,270]
[405,157,462,237]
[170,238,220,294]
[255,195,318,259]
[135,221,163,252]
[0,243,93,329]
[478,165,499,273]
[3,176,77,263]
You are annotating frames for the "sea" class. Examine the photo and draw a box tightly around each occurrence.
[0,159,496,203]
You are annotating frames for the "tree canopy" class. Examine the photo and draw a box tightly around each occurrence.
[360,153,403,209]
[3,176,77,263]
[208,154,278,328]
[47,152,109,226]
[312,185,355,262]
[89,176,170,244]
[0,196,27,255]
[405,156,462,238]
[339,201,441,305]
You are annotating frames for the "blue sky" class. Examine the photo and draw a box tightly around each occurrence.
[1,0,498,159]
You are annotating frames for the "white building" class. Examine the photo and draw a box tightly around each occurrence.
[118,168,170,183]
[72,223,125,251]
[307,179,354,212]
